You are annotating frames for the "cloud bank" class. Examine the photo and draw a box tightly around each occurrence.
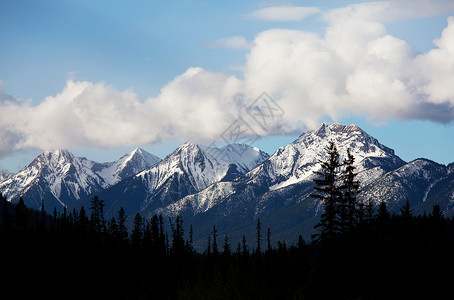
[1,1,454,156]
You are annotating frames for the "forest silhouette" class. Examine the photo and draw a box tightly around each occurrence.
[1,145,453,299]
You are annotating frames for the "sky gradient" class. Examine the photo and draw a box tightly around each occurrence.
[0,0,453,172]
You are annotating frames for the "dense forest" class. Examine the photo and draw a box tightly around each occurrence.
[1,144,453,299]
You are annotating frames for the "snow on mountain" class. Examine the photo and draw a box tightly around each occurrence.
[0,149,107,209]
[154,122,415,248]
[201,143,270,174]
[136,143,225,195]
[1,122,451,247]
[0,148,161,211]
[159,123,405,220]
[0,170,12,182]
[93,143,269,217]
[253,123,405,191]
[359,158,450,212]
[94,147,161,185]
[135,142,268,195]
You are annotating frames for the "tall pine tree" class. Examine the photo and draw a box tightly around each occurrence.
[311,141,342,243]
[339,148,360,233]
[89,196,105,234]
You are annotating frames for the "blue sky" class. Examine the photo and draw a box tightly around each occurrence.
[0,0,453,171]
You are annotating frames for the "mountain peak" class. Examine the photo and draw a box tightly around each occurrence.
[39,149,75,166]
[180,142,201,150]
[311,122,363,138]
[43,148,73,158]
[297,122,397,158]
[169,142,203,158]
[131,147,143,155]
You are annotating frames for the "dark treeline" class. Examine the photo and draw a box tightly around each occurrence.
[1,194,454,299]
[1,143,453,299]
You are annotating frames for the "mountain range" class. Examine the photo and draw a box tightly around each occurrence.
[1,123,452,246]
[0,148,161,211]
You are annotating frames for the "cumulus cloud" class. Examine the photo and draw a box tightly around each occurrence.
[1,1,454,156]
[0,68,247,156]
[244,15,454,126]
[324,0,454,23]
[246,6,320,22]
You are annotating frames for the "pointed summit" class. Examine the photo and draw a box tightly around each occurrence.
[247,122,406,191]
[94,148,161,185]
[0,149,106,211]
[313,122,329,137]
[42,148,74,163]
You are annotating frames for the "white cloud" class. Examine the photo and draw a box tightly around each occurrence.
[242,15,454,127]
[0,69,247,156]
[324,0,454,23]
[246,6,320,22]
[1,2,454,157]
[206,36,250,50]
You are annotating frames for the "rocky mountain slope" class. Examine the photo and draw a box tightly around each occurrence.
[82,143,270,218]
[0,148,161,211]
[1,123,452,248]
[157,123,451,246]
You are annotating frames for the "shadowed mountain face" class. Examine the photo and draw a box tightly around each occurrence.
[79,143,270,218]
[156,123,410,246]
[0,148,161,211]
[1,123,453,249]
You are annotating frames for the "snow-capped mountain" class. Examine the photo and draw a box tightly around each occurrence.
[93,147,161,185]
[87,143,269,218]
[250,123,405,190]
[0,148,161,211]
[1,122,452,248]
[160,123,406,221]
[359,158,454,213]
[0,149,106,210]
[159,123,452,247]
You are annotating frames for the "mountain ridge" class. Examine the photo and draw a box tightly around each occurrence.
[81,142,270,218]
[0,123,452,247]
[0,147,161,211]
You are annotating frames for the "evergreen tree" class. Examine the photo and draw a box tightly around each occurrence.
[159,215,167,255]
[39,199,46,233]
[311,141,342,243]
[89,196,105,234]
[170,216,185,255]
[77,206,89,236]
[400,199,413,220]
[365,200,375,222]
[430,204,443,221]
[223,234,231,256]
[236,242,241,256]
[429,204,445,243]
[256,218,262,255]
[377,201,390,223]
[131,213,144,247]
[297,235,305,250]
[107,217,118,239]
[267,227,272,252]
[189,224,194,246]
[339,148,360,233]
[15,197,30,232]
[242,235,248,256]
[117,207,128,244]
[376,201,391,240]
[212,225,218,256]
[150,215,161,247]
